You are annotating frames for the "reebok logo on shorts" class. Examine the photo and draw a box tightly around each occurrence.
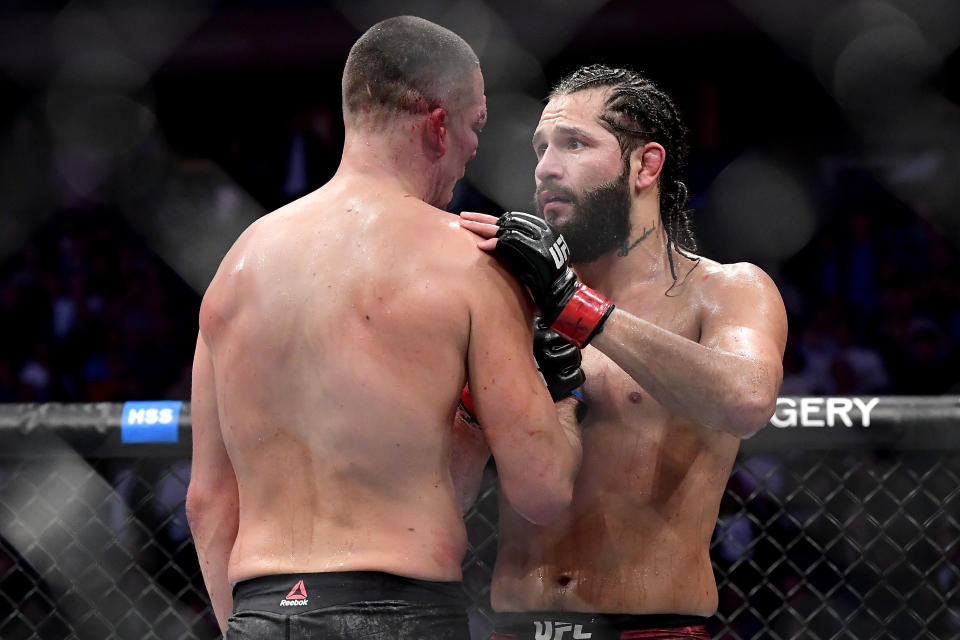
[279,579,309,606]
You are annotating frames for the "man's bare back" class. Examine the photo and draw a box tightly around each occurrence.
[192,173,578,615]
[199,179,496,584]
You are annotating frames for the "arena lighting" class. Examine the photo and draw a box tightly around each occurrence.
[732,0,960,245]
[467,93,546,210]
[17,0,262,294]
[700,153,818,267]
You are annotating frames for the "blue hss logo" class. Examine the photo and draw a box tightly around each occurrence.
[121,401,182,443]
[126,407,176,425]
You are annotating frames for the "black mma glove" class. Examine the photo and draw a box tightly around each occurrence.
[495,211,615,348]
[533,317,585,401]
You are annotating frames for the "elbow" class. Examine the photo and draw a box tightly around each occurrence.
[722,387,778,439]
[512,478,574,526]
[502,460,576,526]
[186,470,240,533]
[185,483,205,534]
[185,482,226,536]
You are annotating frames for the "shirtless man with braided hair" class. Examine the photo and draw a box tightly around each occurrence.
[462,64,787,639]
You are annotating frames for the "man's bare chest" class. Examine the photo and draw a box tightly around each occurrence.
[578,296,700,421]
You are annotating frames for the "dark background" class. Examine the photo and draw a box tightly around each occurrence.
[1,0,958,403]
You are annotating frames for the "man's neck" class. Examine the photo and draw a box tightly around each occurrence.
[573,210,674,297]
[337,122,440,205]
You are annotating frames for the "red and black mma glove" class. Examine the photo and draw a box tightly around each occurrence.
[533,317,585,401]
[495,211,615,348]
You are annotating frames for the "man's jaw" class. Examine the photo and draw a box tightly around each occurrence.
[542,200,576,225]
[536,187,576,224]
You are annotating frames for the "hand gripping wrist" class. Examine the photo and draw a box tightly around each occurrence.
[458,384,480,428]
[550,282,615,348]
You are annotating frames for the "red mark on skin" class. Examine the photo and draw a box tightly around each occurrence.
[629,391,643,403]
[408,528,415,532]
[402,194,414,198]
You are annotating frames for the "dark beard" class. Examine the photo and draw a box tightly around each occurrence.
[534,164,632,264]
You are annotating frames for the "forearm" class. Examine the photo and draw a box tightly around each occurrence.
[450,413,491,513]
[188,500,238,634]
[591,309,779,437]
[555,396,583,464]
[491,408,581,526]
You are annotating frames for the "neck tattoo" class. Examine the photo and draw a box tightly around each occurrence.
[617,223,656,256]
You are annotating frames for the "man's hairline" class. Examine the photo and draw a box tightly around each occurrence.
[532,86,620,152]
[344,63,482,123]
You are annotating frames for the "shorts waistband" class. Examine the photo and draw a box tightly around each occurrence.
[493,612,710,640]
[232,571,464,614]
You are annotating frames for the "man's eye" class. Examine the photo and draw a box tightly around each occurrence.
[535,144,548,157]
[568,139,584,149]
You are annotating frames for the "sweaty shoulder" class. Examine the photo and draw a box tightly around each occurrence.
[694,258,778,299]
[401,201,513,277]
[692,257,788,352]
[199,213,272,335]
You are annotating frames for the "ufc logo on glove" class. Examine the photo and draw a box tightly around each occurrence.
[549,236,570,268]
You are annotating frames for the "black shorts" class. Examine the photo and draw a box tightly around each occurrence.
[226,571,469,639]
[490,611,711,640]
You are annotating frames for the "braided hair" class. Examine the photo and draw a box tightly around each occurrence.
[551,64,697,284]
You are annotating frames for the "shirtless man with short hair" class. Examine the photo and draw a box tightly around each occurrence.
[461,64,788,639]
[186,17,581,639]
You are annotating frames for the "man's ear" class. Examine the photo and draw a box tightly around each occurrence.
[425,107,447,157]
[630,141,665,191]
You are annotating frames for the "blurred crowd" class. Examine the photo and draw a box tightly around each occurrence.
[778,178,960,396]
[0,207,199,402]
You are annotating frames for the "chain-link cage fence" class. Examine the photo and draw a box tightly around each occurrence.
[1,398,958,639]
[0,404,209,640]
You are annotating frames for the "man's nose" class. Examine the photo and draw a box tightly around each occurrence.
[535,147,563,182]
